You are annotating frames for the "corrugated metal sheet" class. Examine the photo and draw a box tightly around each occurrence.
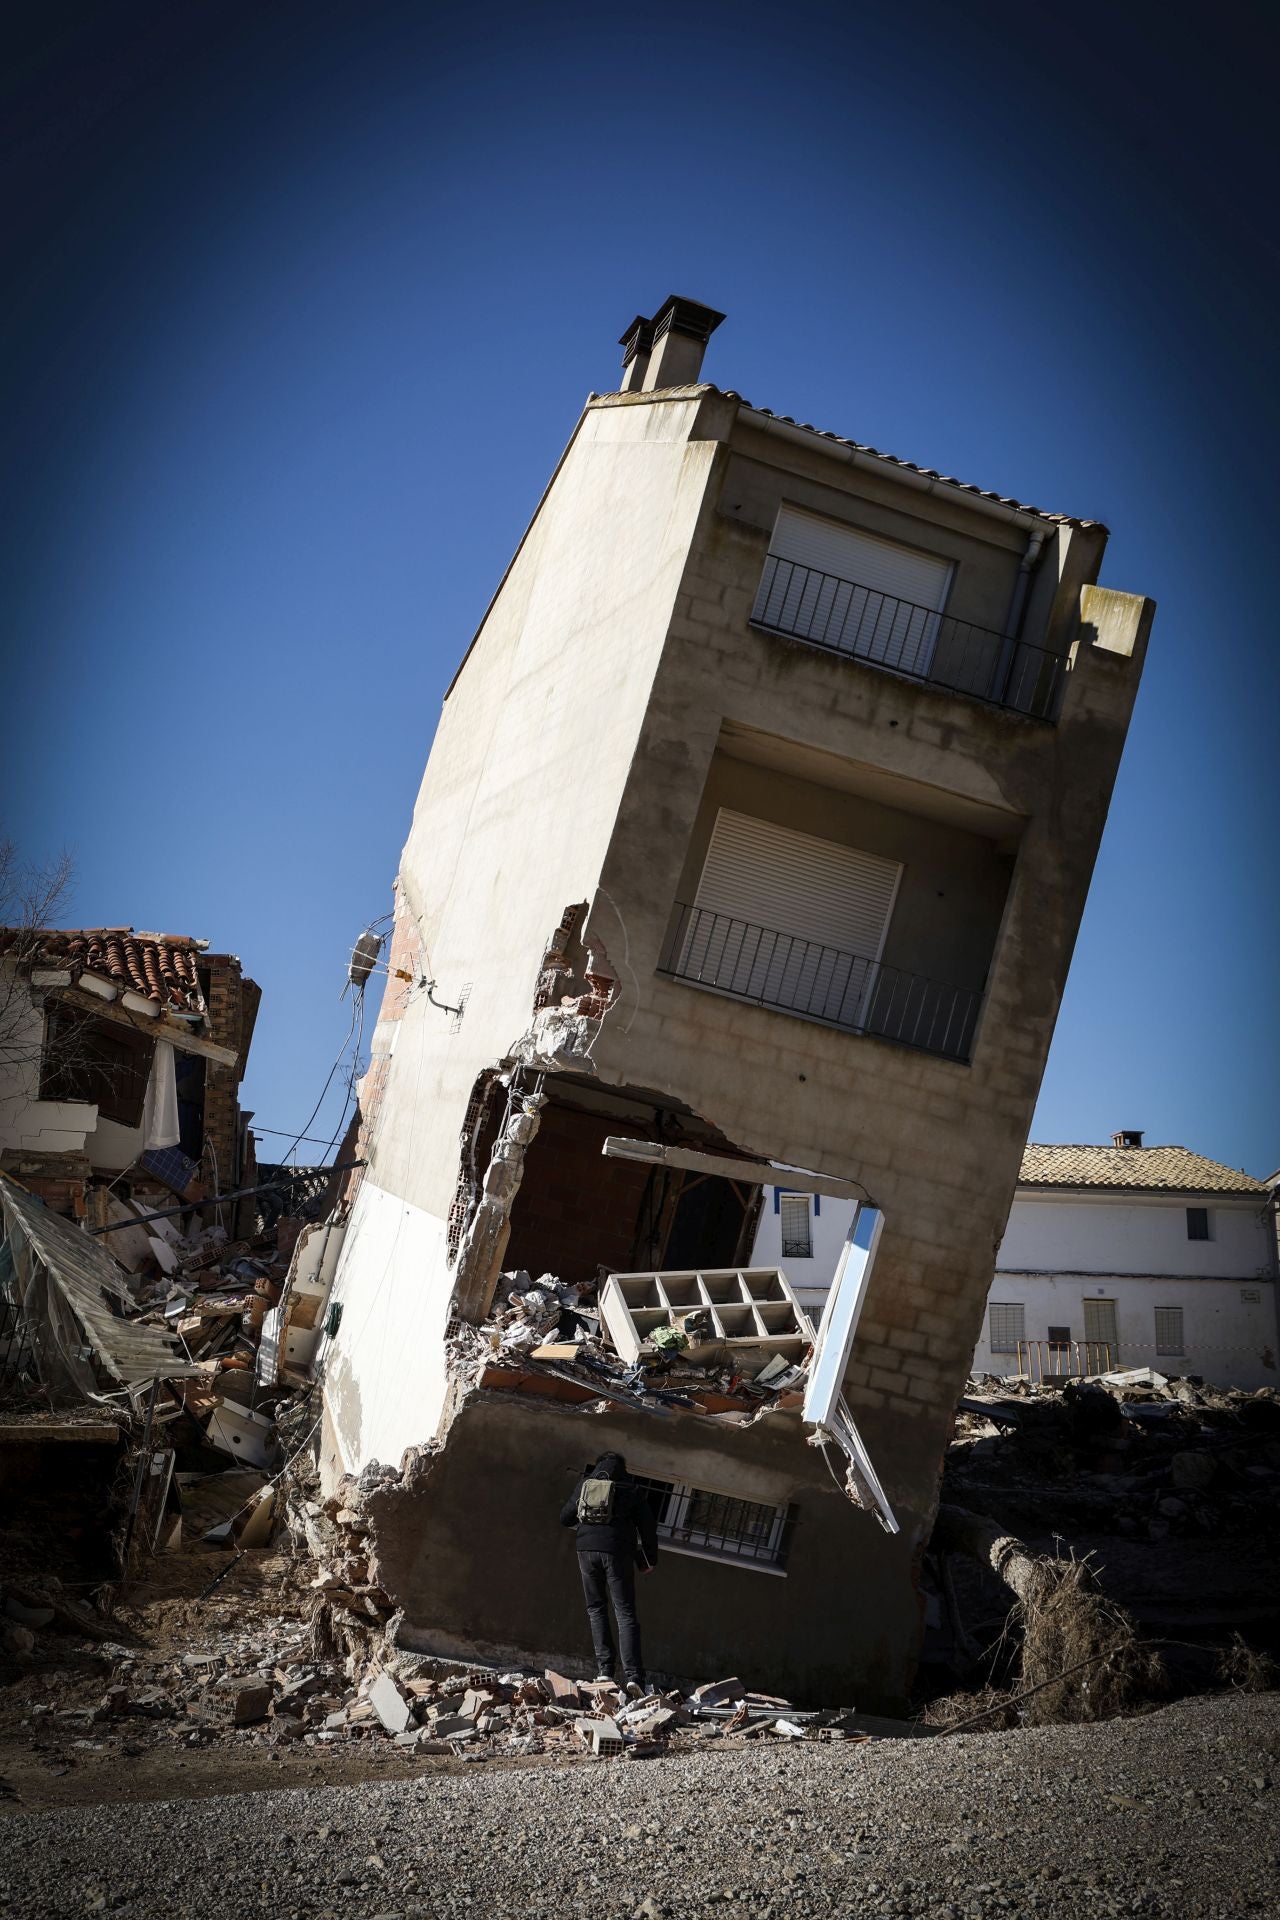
[0,1176,191,1391]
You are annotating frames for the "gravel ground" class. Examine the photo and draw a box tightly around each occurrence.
[0,1691,1275,1920]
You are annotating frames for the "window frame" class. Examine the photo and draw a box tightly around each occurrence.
[1154,1306,1185,1357]
[988,1302,1025,1354]
[778,1192,813,1260]
[38,1003,154,1128]
[630,1473,792,1576]
[1186,1207,1211,1242]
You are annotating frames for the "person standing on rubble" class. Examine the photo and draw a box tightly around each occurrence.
[560,1450,657,1694]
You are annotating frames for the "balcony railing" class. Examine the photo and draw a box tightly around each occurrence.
[751,555,1067,720]
[658,903,981,1063]
[1016,1339,1114,1382]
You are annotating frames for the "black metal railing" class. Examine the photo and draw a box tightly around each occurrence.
[751,555,1067,720]
[658,903,981,1062]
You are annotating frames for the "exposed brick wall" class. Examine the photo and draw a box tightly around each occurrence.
[0,1149,92,1220]
[348,884,423,1210]
[503,1103,661,1289]
[199,955,257,1190]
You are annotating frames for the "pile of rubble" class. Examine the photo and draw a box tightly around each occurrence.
[948,1366,1280,1542]
[277,1661,868,1759]
[0,1167,345,1645]
[98,1186,339,1496]
[41,1639,869,1761]
[458,1268,811,1421]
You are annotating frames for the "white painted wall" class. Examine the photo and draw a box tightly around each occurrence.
[319,1176,455,1476]
[752,1188,852,1313]
[999,1191,1271,1279]
[753,1182,1280,1390]
[0,975,97,1155]
[0,967,178,1170]
[974,1272,1278,1389]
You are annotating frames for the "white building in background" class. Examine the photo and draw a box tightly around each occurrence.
[756,1132,1279,1390]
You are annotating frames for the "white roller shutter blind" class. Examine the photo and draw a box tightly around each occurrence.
[680,810,901,1028]
[754,505,953,675]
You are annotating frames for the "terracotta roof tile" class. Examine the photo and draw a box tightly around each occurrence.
[0,926,208,1014]
[1019,1143,1267,1196]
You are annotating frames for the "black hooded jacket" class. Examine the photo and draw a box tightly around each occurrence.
[560,1453,659,1564]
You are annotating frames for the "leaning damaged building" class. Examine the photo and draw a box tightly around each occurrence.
[317,297,1154,1708]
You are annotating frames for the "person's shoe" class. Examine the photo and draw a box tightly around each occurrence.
[591,1673,615,1685]
[625,1679,646,1698]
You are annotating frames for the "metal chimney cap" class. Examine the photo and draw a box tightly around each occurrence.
[649,294,726,345]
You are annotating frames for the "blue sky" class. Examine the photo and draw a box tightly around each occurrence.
[4,0,1276,1176]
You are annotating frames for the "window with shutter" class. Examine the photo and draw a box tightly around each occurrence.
[1083,1298,1118,1350]
[1154,1307,1185,1356]
[779,1194,812,1259]
[988,1303,1025,1353]
[679,809,901,1030]
[753,506,953,676]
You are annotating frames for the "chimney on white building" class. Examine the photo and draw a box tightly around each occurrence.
[618,295,725,393]
[1112,1129,1144,1148]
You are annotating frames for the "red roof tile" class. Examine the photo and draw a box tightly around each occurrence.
[0,926,208,1014]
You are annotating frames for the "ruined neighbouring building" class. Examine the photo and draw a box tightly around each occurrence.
[315,296,1154,1707]
[0,927,260,1221]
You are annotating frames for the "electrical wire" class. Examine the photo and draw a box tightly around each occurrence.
[246,1125,359,1149]
[314,991,365,1166]
[274,996,361,1167]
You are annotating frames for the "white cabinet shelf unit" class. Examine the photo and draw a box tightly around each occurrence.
[599,1267,816,1368]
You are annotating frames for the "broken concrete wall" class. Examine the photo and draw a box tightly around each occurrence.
[356,1387,915,1710]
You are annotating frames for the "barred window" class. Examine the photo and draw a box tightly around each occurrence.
[779,1193,813,1259]
[1154,1306,1185,1356]
[630,1474,790,1573]
[988,1303,1025,1353]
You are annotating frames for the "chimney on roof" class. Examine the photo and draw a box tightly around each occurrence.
[618,295,725,393]
[1112,1129,1144,1149]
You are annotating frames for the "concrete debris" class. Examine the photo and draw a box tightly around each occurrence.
[461,1265,813,1419]
[0,1160,349,1660]
[928,1369,1280,1718]
[368,1671,412,1734]
[0,1563,881,1769]
[949,1370,1280,1546]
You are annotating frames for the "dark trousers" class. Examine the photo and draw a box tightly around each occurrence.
[578,1549,644,1683]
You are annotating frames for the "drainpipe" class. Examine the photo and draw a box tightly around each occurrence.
[994,526,1047,705]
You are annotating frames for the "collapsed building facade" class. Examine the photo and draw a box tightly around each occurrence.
[0,927,260,1222]
[317,298,1154,1708]
[0,927,266,1590]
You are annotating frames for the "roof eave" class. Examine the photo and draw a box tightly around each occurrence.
[1016,1182,1266,1200]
